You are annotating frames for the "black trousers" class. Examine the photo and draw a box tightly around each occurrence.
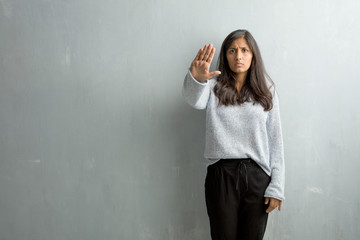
[205,158,271,240]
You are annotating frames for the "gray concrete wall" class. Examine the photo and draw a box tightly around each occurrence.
[1,0,359,239]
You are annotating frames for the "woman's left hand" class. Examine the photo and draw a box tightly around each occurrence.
[264,197,282,213]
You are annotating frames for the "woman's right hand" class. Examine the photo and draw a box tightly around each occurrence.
[190,43,221,82]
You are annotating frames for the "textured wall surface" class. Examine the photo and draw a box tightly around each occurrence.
[1,0,359,239]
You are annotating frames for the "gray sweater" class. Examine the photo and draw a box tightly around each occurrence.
[182,70,285,201]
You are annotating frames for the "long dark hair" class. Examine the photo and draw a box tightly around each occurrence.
[214,29,275,111]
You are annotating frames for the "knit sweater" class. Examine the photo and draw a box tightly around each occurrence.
[182,69,285,201]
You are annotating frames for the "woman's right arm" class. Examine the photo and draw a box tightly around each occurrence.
[182,69,210,110]
[181,43,221,110]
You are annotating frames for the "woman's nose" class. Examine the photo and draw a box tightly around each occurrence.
[236,51,242,59]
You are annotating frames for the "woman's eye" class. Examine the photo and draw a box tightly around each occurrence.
[243,49,248,53]
[229,49,235,53]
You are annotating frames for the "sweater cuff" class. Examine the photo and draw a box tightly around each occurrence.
[264,174,285,201]
[188,69,208,85]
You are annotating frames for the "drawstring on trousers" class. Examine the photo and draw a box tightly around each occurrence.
[235,160,250,191]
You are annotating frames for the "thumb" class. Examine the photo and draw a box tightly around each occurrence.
[264,197,269,204]
[208,71,221,78]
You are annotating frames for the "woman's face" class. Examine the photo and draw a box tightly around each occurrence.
[226,37,253,76]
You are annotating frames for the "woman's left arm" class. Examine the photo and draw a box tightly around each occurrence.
[264,89,285,204]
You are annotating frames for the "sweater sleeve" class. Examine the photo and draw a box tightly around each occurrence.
[264,89,285,201]
[181,69,210,110]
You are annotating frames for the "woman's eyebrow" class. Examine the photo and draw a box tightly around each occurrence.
[229,46,249,49]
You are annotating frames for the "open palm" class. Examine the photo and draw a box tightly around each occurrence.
[190,43,221,82]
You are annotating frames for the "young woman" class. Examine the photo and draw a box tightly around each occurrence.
[182,29,285,240]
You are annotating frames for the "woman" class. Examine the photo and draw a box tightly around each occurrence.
[182,29,285,240]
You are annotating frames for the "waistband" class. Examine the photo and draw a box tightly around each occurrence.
[211,158,255,191]
[213,158,256,167]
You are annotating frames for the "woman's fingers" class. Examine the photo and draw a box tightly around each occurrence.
[198,44,207,61]
[265,202,275,213]
[202,43,212,61]
[194,43,216,63]
[201,44,209,61]
[193,48,202,62]
[265,198,282,213]
[206,47,216,63]
[208,70,221,78]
